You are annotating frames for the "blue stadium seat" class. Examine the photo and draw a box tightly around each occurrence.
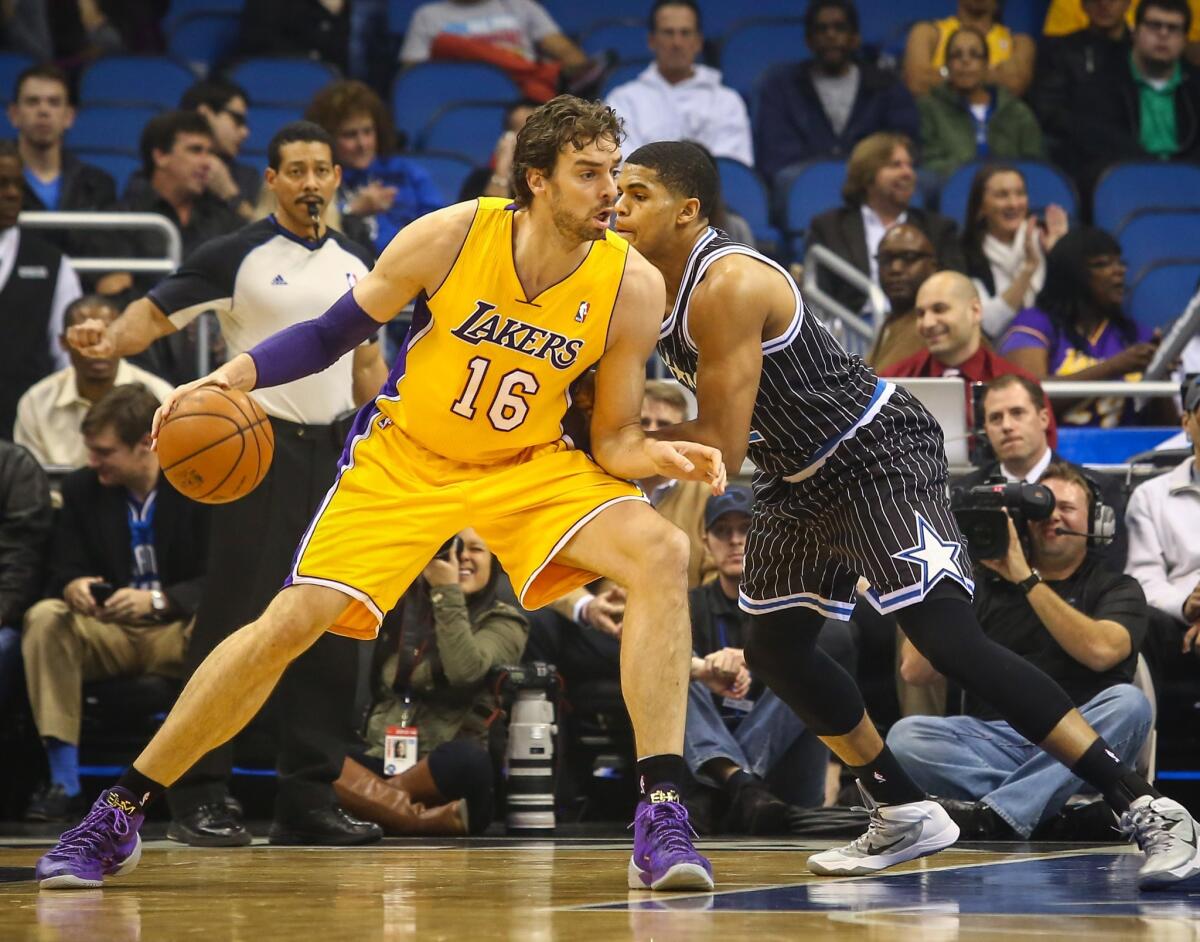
[856,0,948,51]
[419,102,510,160]
[168,12,240,73]
[227,57,339,108]
[1119,210,1200,282]
[241,106,303,156]
[937,160,1079,228]
[75,150,141,197]
[719,19,806,98]
[601,59,651,97]
[704,2,808,41]
[163,0,244,35]
[0,51,33,104]
[783,160,848,237]
[543,0,648,37]
[386,0,423,35]
[65,106,160,154]
[392,62,519,143]
[581,19,647,59]
[998,0,1044,36]
[1128,259,1200,331]
[411,151,476,203]
[717,158,777,249]
[79,56,197,108]
[1093,162,1200,234]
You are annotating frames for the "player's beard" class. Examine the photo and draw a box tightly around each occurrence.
[549,188,608,244]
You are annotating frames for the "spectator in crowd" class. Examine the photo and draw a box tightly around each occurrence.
[67,121,387,848]
[1,0,52,59]
[336,529,528,835]
[8,63,116,239]
[0,141,82,439]
[100,110,243,384]
[237,0,349,72]
[685,487,839,834]
[891,463,1151,840]
[1125,375,1200,669]
[880,270,1061,442]
[754,0,919,185]
[961,165,1070,339]
[14,295,172,469]
[607,1,752,165]
[305,80,443,257]
[457,99,538,201]
[46,1,166,62]
[808,132,965,313]
[999,227,1162,429]
[917,27,1045,180]
[179,79,260,220]
[903,0,1036,97]
[0,441,52,717]
[865,224,940,369]
[399,0,607,102]
[1032,0,1134,162]
[959,374,1126,565]
[1070,0,1200,191]
[21,385,208,821]
[1044,0,1200,65]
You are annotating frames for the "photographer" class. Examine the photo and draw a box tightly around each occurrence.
[889,463,1151,839]
[21,385,207,822]
[333,529,529,836]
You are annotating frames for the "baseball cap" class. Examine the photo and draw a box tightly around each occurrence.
[1184,375,1200,413]
[704,485,753,530]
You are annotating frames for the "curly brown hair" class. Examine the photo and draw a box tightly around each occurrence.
[304,79,396,158]
[511,95,623,208]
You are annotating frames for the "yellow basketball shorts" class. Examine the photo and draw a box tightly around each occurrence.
[287,411,646,640]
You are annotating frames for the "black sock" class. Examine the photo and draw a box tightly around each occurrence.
[116,766,166,808]
[637,754,688,801]
[849,745,925,805]
[1071,738,1160,814]
[725,769,755,795]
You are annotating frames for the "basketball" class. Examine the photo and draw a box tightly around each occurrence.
[157,387,274,504]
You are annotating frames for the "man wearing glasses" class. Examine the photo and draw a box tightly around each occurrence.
[180,80,259,221]
[1071,0,1200,187]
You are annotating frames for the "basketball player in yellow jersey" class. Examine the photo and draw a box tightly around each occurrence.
[36,97,723,893]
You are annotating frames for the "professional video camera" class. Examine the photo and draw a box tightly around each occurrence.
[950,477,1055,563]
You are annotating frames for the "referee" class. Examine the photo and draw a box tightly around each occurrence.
[68,122,388,846]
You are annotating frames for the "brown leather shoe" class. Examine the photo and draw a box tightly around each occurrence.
[334,757,468,836]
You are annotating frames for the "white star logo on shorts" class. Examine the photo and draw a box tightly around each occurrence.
[891,514,971,594]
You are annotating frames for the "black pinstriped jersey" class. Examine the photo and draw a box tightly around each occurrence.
[656,227,881,480]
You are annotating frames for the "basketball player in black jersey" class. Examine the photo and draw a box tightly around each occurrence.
[614,141,1199,890]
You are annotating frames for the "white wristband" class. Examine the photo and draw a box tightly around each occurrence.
[573,592,596,626]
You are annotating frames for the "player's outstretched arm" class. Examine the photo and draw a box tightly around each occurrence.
[644,257,769,474]
[67,297,176,360]
[590,253,725,493]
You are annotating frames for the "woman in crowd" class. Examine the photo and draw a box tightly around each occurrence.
[333,529,529,836]
[918,28,1044,180]
[904,0,1035,96]
[962,164,1068,337]
[1000,227,1164,427]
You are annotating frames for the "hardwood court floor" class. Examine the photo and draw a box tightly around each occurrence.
[2,836,1199,940]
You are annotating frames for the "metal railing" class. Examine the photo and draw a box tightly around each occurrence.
[802,244,889,354]
[1042,380,1179,399]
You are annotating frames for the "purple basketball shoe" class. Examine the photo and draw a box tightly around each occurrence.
[628,786,714,891]
[36,787,145,889]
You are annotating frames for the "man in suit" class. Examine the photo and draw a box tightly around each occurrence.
[808,131,965,313]
[21,385,208,821]
[958,373,1126,568]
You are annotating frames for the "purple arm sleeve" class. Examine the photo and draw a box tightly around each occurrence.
[248,289,381,390]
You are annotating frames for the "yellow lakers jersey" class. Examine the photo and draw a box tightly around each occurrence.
[377,197,629,464]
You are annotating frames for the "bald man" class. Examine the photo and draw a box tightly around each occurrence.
[865,225,938,369]
[879,270,1057,444]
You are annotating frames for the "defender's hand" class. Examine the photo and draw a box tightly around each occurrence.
[646,440,726,494]
[980,515,1032,584]
[66,318,115,359]
[583,585,625,638]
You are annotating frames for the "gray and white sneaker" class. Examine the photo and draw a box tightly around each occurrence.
[1120,795,1200,890]
[807,783,960,877]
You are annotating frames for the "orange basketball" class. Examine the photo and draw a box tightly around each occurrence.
[157,387,274,504]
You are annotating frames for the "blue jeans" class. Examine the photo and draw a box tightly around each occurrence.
[684,681,829,808]
[887,684,1153,838]
[0,624,21,711]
